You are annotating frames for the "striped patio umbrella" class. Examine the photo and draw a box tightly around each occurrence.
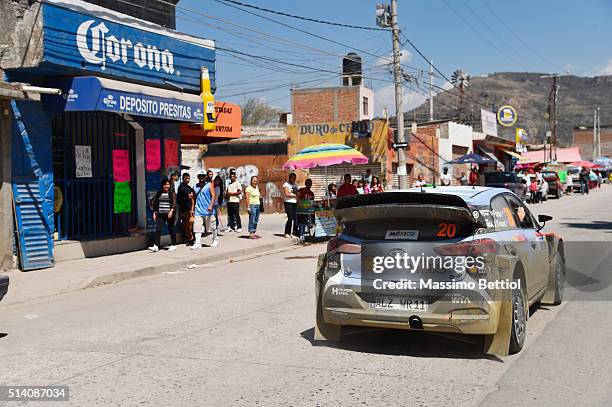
[282,143,369,170]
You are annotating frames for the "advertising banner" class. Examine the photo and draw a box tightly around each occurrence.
[480,109,498,137]
[112,149,130,182]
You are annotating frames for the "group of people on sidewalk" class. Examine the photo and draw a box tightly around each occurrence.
[148,169,264,253]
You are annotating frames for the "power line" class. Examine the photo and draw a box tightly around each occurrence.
[480,0,558,70]
[440,0,531,71]
[213,0,389,31]
[459,0,538,72]
[210,0,425,74]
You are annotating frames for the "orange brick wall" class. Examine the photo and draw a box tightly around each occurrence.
[291,87,360,123]
[572,127,612,161]
[407,125,440,186]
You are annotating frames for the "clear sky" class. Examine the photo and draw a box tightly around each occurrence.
[176,0,612,115]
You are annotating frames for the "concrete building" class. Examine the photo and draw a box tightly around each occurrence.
[0,0,221,269]
[291,86,374,124]
[573,125,612,161]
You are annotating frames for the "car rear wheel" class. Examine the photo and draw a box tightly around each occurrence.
[509,278,527,354]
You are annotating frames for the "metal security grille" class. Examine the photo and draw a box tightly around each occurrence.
[52,112,137,239]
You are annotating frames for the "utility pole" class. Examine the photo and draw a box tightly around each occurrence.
[597,106,601,158]
[541,74,560,162]
[593,109,597,160]
[391,0,407,188]
[429,60,434,122]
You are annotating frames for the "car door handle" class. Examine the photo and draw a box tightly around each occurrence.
[530,241,537,249]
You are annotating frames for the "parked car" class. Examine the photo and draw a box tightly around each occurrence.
[484,172,525,199]
[567,166,582,192]
[541,171,563,198]
[315,188,565,356]
[0,275,8,303]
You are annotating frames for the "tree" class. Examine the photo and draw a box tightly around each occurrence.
[240,97,281,126]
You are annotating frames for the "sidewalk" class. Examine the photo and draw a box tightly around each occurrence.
[1,214,300,307]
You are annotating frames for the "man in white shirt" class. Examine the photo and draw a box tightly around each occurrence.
[441,167,452,186]
[282,173,299,238]
[225,171,242,232]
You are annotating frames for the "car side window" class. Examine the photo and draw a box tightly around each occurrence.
[504,194,535,229]
[490,194,517,230]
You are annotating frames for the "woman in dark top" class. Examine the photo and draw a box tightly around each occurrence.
[149,178,177,252]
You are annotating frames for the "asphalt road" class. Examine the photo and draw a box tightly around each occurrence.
[1,187,611,406]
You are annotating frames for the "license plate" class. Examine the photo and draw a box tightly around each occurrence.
[369,297,428,312]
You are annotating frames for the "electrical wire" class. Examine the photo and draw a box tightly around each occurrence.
[213,0,389,31]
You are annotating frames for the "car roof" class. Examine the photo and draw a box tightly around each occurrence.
[395,186,510,205]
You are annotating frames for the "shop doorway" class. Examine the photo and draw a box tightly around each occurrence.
[52,112,137,239]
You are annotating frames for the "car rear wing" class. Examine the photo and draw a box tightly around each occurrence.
[335,192,486,228]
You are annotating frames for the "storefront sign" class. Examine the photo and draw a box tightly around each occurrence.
[112,149,130,182]
[165,139,179,168]
[314,210,337,237]
[180,102,242,139]
[145,139,161,172]
[497,105,518,127]
[47,77,205,122]
[481,109,498,137]
[299,121,373,138]
[74,145,92,178]
[42,2,215,92]
[113,182,132,214]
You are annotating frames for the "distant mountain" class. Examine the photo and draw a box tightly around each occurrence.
[408,72,612,146]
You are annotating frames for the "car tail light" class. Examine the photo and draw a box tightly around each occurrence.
[433,238,499,256]
[327,237,361,254]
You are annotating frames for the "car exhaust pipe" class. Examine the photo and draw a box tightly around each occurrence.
[408,315,423,329]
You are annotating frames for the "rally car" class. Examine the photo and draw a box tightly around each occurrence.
[315,187,565,356]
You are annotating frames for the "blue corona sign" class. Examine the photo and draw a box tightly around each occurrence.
[41,2,215,93]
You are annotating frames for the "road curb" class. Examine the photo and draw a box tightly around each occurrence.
[83,238,300,289]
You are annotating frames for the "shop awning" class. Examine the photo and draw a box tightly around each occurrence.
[43,76,205,122]
[500,148,523,160]
[476,146,504,168]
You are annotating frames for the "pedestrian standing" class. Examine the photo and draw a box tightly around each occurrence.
[245,175,261,239]
[149,178,177,253]
[213,175,224,230]
[370,176,384,193]
[282,173,299,238]
[337,174,358,198]
[441,168,452,186]
[225,171,242,232]
[177,172,195,246]
[191,172,219,249]
[415,174,426,188]
[580,167,590,195]
[356,180,365,194]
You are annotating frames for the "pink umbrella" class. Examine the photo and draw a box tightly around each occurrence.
[569,161,595,168]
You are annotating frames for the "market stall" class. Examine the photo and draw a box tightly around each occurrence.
[283,143,368,240]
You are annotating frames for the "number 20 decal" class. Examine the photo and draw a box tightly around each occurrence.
[437,223,457,238]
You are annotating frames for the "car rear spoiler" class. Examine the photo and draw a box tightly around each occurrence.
[335,192,487,228]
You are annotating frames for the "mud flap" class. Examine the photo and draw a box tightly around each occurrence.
[483,293,512,357]
[314,254,342,341]
[541,252,559,304]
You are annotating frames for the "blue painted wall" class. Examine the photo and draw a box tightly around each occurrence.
[11,100,55,236]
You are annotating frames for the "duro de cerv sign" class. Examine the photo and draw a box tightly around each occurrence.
[298,121,373,138]
[41,1,215,93]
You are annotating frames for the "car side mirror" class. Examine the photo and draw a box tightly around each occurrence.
[538,214,553,228]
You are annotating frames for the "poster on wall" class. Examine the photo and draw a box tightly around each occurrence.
[112,149,130,182]
[113,182,132,213]
[165,139,179,168]
[145,139,161,172]
[75,145,92,178]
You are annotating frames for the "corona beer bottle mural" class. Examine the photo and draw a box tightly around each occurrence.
[201,67,216,131]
